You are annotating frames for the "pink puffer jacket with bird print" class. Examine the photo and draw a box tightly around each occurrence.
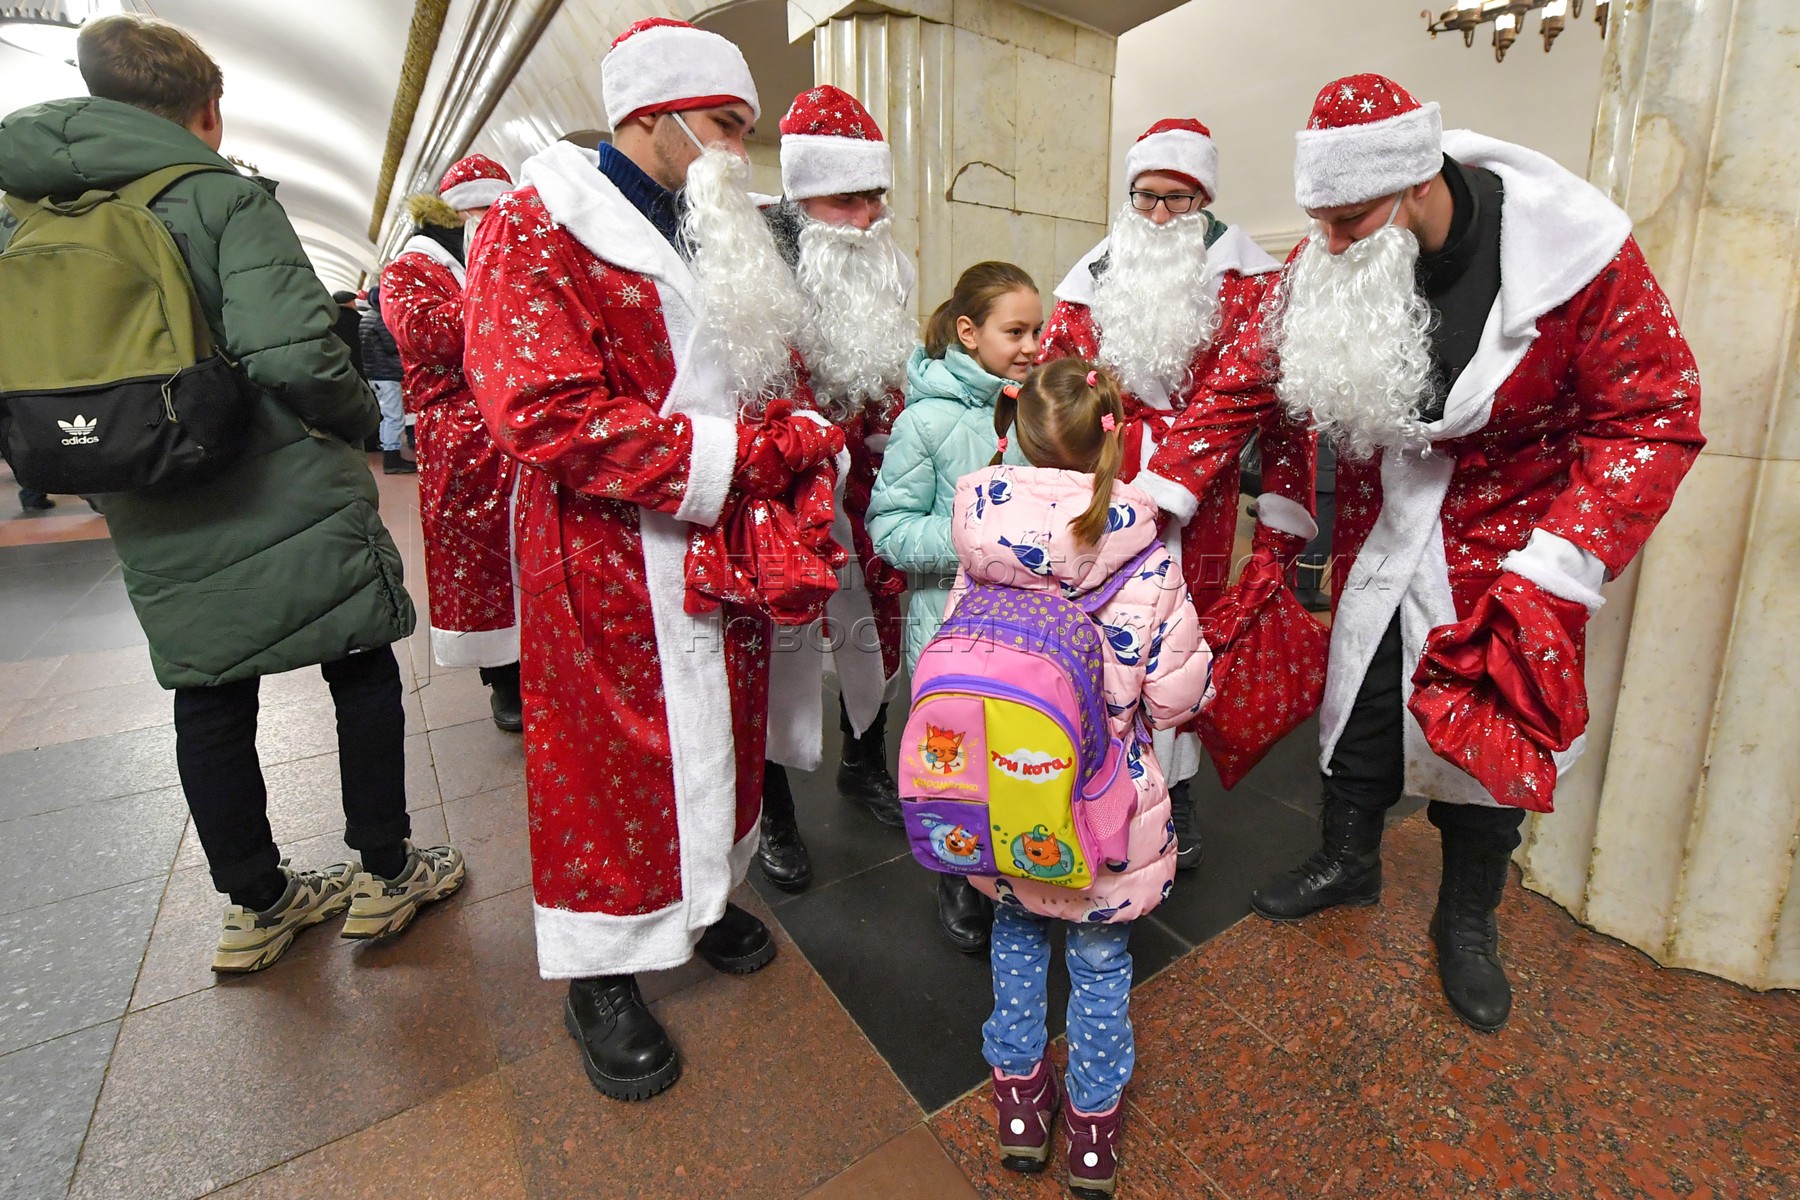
[946,465,1213,924]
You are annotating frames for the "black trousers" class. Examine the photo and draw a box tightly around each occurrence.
[1324,614,1525,855]
[174,645,412,894]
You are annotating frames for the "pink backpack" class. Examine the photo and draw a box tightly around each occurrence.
[898,543,1157,890]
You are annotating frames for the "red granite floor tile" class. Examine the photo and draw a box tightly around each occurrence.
[928,1042,1227,1200]
[206,1074,527,1199]
[73,891,498,1199]
[502,941,919,1200]
[803,1124,983,1200]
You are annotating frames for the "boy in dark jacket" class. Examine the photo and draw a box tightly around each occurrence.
[0,14,463,972]
[360,283,414,474]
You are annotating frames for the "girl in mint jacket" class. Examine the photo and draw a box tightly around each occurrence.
[867,261,1043,673]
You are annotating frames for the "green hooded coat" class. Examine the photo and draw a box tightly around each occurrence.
[0,98,414,687]
[865,345,1008,671]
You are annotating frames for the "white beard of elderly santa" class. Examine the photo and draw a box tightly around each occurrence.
[461,17,846,1102]
[1248,73,1704,1033]
[1043,117,1319,843]
[754,84,918,893]
[380,153,523,730]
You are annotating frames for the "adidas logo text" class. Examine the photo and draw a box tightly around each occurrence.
[57,415,99,446]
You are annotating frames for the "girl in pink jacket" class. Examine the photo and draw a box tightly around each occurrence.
[945,358,1212,1197]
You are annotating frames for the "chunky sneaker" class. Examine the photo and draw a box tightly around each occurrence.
[1065,1099,1125,1198]
[340,842,466,941]
[992,1059,1060,1173]
[212,860,357,973]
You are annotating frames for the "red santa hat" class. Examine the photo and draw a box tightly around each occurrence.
[601,18,760,132]
[1124,118,1218,202]
[1294,73,1442,209]
[438,154,512,211]
[778,86,892,201]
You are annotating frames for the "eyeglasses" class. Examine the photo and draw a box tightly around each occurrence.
[1129,190,1203,215]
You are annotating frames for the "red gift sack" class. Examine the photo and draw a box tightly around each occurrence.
[1408,573,1590,813]
[684,461,847,627]
[1196,549,1330,789]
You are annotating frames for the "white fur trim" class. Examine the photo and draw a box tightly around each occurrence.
[1127,129,1218,202]
[675,414,736,526]
[1442,130,1632,339]
[602,22,759,130]
[1294,102,1442,209]
[1152,727,1201,786]
[1135,471,1198,526]
[1321,448,1590,809]
[429,624,518,670]
[1501,529,1606,612]
[864,432,889,453]
[399,234,464,286]
[522,140,751,975]
[532,827,757,978]
[441,178,509,211]
[521,143,698,314]
[781,134,893,201]
[1254,492,1318,541]
[766,624,825,771]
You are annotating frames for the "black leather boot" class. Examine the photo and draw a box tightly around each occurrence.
[1250,796,1385,920]
[1431,822,1516,1032]
[564,975,679,1100]
[937,874,992,954]
[695,901,777,974]
[838,701,903,828]
[757,764,812,893]
[479,662,523,733]
[382,448,416,475]
[1169,779,1202,871]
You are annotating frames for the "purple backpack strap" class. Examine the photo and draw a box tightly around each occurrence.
[1077,541,1162,615]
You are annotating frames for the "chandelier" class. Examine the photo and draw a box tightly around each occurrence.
[1425,0,1611,62]
[0,1,116,64]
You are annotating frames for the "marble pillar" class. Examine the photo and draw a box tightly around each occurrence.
[794,0,1117,318]
[1519,0,1800,990]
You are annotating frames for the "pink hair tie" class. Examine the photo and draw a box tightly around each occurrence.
[996,436,1009,452]
[1100,413,1117,433]
[1086,369,1100,387]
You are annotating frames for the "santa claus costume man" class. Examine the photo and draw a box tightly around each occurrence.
[1249,75,1703,1030]
[1042,118,1318,863]
[381,154,523,731]
[463,19,843,1099]
[755,85,915,892]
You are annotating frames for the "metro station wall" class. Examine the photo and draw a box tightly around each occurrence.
[1112,0,1607,252]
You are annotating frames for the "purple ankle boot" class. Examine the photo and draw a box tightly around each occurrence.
[991,1059,1060,1173]
[1065,1099,1124,1198]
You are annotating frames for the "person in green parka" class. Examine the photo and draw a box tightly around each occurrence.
[866,260,1043,957]
[0,15,463,973]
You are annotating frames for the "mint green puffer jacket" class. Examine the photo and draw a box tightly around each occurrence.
[866,345,1008,672]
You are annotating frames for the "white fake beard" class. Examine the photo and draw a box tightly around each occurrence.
[1091,206,1219,404]
[1272,223,1435,461]
[462,212,481,264]
[793,215,915,419]
[681,147,807,410]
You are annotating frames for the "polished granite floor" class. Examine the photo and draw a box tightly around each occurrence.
[1,464,1795,1200]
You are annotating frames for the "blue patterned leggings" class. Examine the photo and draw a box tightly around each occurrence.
[982,904,1135,1113]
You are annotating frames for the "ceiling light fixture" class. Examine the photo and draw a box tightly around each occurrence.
[0,1,116,65]
[1424,0,1610,62]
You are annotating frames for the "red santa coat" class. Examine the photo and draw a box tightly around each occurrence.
[381,238,520,668]
[1043,224,1319,614]
[1319,131,1702,807]
[463,142,768,977]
